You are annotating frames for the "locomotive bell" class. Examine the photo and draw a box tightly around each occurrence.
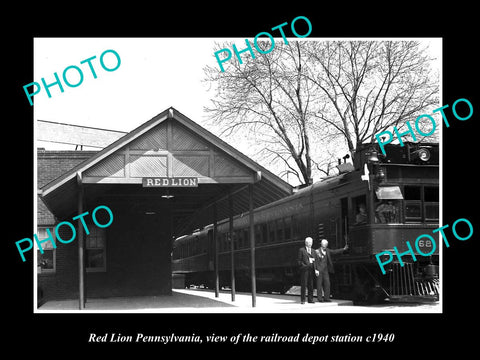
[366,148,380,163]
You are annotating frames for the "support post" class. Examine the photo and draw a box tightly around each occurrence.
[77,177,85,310]
[213,203,219,298]
[229,191,235,302]
[249,184,256,307]
[368,167,376,224]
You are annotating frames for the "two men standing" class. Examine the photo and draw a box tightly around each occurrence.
[297,237,348,304]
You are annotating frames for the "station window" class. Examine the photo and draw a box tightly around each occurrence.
[37,227,56,274]
[86,227,106,272]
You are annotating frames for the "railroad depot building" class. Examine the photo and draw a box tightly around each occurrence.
[37,108,292,308]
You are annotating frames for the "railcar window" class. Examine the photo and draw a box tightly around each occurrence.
[261,223,268,244]
[221,233,229,251]
[227,232,232,251]
[404,185,422,222]
[424,186,439,221]
[217,233,222,252]
[375,200,401,223]
[255,224,262,244]
[236,230,243,249]
[269,222,276,243]
[222,233,228,252]
[284,217,292,241]
[424,186,439,202]
[353,195,368,225]
[404,186,421,200]
[317,222,325,240]
[276,218,284,242]
[243,229,249,247]
[402,185,439,222]
[291,215,300,239]
[223,233,228,252]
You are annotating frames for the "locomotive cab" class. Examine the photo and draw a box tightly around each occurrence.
[339,142,440,303]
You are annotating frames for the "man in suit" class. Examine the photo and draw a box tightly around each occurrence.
[315,239,348,302]
[297,237,318,304]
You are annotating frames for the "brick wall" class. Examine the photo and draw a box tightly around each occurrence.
[37,149,97,226]
[37,149,98,188]
[38,150,94,302]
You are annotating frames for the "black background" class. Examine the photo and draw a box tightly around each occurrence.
[5,3,478,355]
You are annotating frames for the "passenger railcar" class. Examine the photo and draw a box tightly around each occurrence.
[172,142,440,303]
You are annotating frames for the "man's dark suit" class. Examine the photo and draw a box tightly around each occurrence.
[314,247,344,301]
[297,246,318,303]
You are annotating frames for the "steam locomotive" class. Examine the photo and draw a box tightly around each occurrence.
[172,142,440,303]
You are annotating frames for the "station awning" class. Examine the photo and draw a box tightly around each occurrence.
[40,107,293,235]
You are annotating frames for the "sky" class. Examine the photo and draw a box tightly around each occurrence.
[33,37,442,183]
[34,38,220,133]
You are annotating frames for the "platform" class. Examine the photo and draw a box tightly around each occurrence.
[38,287,441,313]
[38,288,354,313]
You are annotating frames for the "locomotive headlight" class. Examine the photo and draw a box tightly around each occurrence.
[411,147,431,162]
[417,148,431,162]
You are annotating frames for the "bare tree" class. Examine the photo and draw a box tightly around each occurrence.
[204,40,439,185]
[204,41,321,185]
[305,40,439,160]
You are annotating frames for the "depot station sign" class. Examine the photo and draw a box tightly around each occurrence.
[142,177,198,188]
